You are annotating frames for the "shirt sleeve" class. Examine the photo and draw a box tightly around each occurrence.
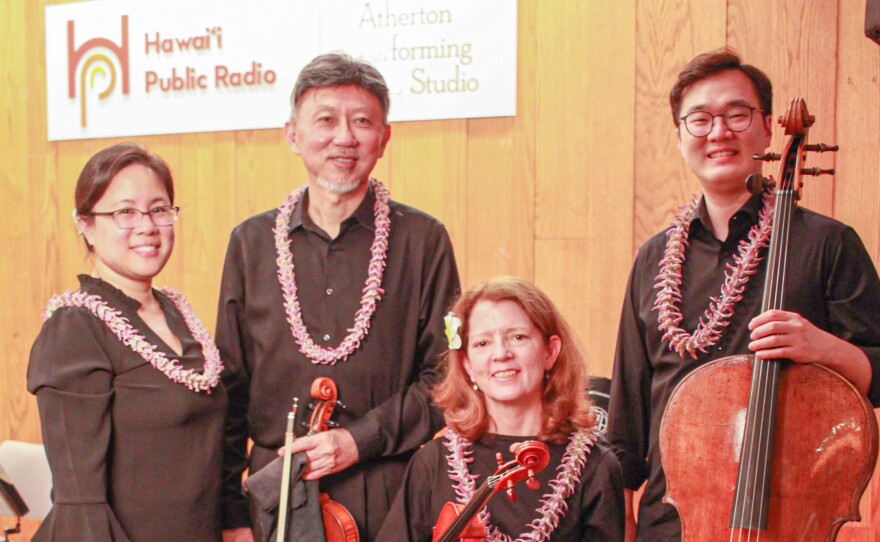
[607,257,653,490]
[345,225,461,462]
[215,229,253,529]
[374,442,440,542]
[26,308,132,541]
[824,227,880,406]
[579,446,625,541]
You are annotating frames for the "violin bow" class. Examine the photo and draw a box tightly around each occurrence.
[276,397,299,542]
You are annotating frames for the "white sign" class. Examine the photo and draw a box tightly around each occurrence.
[45,0,518,141]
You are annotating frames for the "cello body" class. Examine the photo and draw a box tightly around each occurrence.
[660,354,877,540]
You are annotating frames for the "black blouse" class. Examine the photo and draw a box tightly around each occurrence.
[27,275,227,542]
[377,432,625,541]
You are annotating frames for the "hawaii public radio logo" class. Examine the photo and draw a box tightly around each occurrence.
[67,15,130,128]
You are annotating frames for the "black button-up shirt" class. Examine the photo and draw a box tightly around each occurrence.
[608,193,880,540]
[216,184,460,538]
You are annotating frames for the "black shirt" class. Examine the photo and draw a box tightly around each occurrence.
[216,184,461,539]
[377,432,624,541]
[608,194,880,540]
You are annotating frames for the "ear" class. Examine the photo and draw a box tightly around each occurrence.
[760,112,773,145]
[284,121,301,156]
[76,215,95,245]
[544,335,562,371]
[377,123,391,159]
[462,354,475,383]
[676,126,683,153]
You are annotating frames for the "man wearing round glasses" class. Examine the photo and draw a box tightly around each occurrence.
[608,48,880,541]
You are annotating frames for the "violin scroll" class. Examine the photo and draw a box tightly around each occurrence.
[311,377,338,402]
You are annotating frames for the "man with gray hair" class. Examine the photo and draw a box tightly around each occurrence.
[217,53,460,541]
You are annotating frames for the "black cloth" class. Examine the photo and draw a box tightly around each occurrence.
[243,454,324,542]
[27,275,227,542]
[607,194,880,541]
[217,184,461,539]
[376,432,625,541]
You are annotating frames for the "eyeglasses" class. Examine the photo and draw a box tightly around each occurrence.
[87,205,180,229]
[679,105,763,138]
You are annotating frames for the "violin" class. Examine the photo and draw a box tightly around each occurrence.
[659,99,878,540]
[277,377,359,542]
[432,440,550,542]
[305,377,360,542]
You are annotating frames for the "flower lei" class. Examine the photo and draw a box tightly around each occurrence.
[273,178,391,365]
[43,288,222,393]
[443,428,597,542]
[653,189,775,359]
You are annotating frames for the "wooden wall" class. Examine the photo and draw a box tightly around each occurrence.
[2,0,879,538]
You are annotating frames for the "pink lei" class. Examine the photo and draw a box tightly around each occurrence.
[273,178,391,365]
[653,190,775,359]
[443,428,598,542]
[44,288,223,393]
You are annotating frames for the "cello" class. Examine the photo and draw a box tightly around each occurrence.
[659,98,878,540]
[432,440,550,542]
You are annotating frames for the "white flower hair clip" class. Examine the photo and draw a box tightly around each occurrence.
[444,313,462,350]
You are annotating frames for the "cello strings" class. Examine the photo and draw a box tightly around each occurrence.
[732,179,795,542]
[751,183,795,541]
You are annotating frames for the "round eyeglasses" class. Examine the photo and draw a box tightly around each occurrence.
[679,105,763,138]
[87,205,180,229]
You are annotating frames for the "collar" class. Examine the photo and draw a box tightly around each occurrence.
[691,191,764,231]
[78,274,143,312]
[287,183,378,235]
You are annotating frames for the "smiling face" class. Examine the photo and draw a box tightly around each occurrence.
[677,69,772,197]
[78,164,174,293]
[285,85,391,196]
[463,299,561,418]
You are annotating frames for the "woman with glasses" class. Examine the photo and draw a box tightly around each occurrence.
[27,143,226,541]
[377,277,624,541]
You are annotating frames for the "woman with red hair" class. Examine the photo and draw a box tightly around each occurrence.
[378,276,624,541]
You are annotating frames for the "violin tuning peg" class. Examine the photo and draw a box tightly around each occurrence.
[753,152,781,162]
[801,167,835,177]
[525,469,540,491]
[505,484,517,502]
[495,452,504,469]
[804,143,839,153]
[299,421,310,428]
[335,400,347,410]
[307,402,316,411]
[325,420,339,428]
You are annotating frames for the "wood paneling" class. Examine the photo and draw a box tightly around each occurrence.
[3,1,880,539]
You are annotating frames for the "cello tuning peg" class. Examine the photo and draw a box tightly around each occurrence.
[804,143,839,153]
[745,174,774,195]
[801,167,835,176]
[753,152,781,162]
[525,469,540,491]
